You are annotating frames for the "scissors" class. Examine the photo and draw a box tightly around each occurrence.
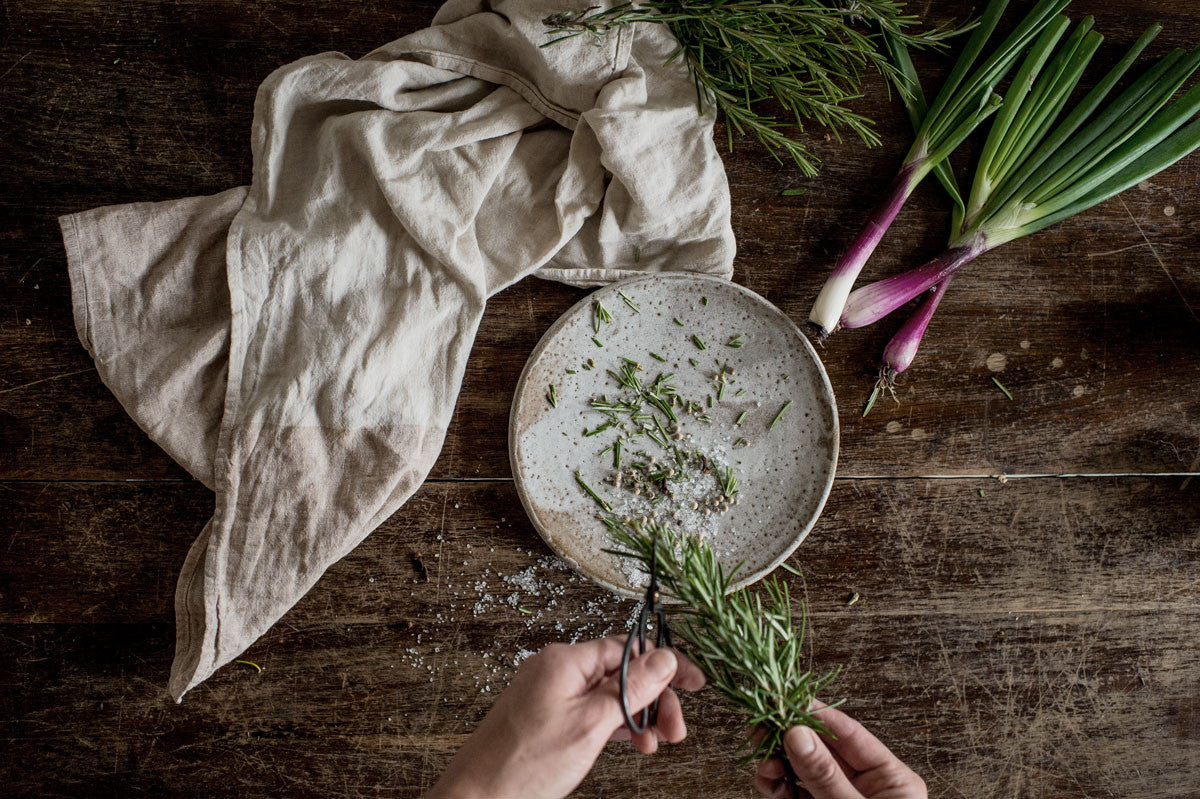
[617,532,673,734]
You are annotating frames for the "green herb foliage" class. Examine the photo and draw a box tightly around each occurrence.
[544,1,963,175]
[604,520,841,764]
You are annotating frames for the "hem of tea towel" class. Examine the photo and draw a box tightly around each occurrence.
[59,213,94,356]
[536,264,735,288]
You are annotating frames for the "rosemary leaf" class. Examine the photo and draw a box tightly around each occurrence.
[575,471,612,512]
[619,291,641,313]
[692,335,707,350]
[768,400,793,431]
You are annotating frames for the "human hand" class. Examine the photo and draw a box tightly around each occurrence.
[753,701,926,799]
[427,637,706,799]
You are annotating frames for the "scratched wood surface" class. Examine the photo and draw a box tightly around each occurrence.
[1,0,1198,797]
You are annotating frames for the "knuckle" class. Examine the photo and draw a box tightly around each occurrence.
[806,752,842,786]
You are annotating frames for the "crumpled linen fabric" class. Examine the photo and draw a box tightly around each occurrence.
[59,0,734,700]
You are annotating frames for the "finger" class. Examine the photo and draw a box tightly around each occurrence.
[653,687,686,744]
[608,726,632,742]
[784,726,863,799]
[754,774,788,798]
[756,757,785,781]
[667,651,707,692]
[592,647,678,731]
[631,724,659,755]
[808,702,898,774]
[567,637,632,690]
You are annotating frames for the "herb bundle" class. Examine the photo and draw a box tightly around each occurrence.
[543,0,963,176]
[604,519,840,764]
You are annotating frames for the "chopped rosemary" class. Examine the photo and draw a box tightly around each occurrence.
[735,388,746,397]
[633,245,641,263]
[613,439,622,468]
[650,352,667,362]
[733,437,748,448]
[768,400,793,431]
[688,358,699,367]
[720,466,738,496]
[575,471,612,511]
[697,414,713,424]
[726,334,744,348]
[706,395,713,408]
[547,384,558,408]
[781,188,806,196]
[673,317,685,326]
[592,337,604,348]
[619,291,641,312]
[862,384,881,418]
[566,369,577,375]
[593,300,612,333]
[735,411,748,426]
[518,606,533,615]
[992,377,1013,400]
[701,296,708,306]
[717,382,726,402]
[691,335,707,350]
[584,420,616,436]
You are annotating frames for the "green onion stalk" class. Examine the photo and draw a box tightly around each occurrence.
[844,23,1200,346]
[808,0,1072,338]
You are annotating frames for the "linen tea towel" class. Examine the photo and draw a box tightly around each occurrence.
[59,0,735,700]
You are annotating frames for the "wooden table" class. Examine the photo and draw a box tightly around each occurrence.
[2,2,1198,796]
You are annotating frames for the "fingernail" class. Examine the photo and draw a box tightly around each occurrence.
[784,726,817,757]
[646,648,677,680]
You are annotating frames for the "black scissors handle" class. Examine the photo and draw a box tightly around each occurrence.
[618,534,673,735]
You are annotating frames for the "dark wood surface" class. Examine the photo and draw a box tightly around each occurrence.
[2,1,1198,797]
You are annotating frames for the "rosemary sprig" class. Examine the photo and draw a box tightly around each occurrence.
[575,471,612,512]
[549,2,965,174]
[593,301,613,333]
[768,400,793,431]
[719,466,738,496]
[604,521,841,764]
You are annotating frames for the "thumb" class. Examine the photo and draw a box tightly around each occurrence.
[596,648,678,728]
[783,726,862,799]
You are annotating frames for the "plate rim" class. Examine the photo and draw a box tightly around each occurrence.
[508,272,839,598]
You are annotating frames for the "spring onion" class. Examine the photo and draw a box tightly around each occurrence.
[842,22,1200,333]
[808,0,1071,338]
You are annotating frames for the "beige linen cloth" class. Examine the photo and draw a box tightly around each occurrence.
[60,0,734,701]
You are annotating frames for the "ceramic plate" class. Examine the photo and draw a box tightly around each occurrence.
[509,273,838,596]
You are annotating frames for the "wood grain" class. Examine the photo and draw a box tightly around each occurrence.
[2,478,1198,797]
[3,0,1200,797]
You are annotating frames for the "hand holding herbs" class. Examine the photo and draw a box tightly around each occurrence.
[811,0,1200,402]
[606,520,840,770]
[753,702,929,799]
[427,636,706,799]
[543,0,965,176]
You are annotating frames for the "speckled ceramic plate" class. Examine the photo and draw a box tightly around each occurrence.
[509,273,838,597]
